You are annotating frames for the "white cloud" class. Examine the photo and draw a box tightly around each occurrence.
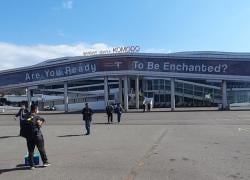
[62,0,73,9]
[0,42,111,70]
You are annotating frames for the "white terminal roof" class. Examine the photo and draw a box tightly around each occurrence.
[38,51,250,65]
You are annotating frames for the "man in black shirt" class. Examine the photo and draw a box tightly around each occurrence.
[114,103,124,123]
[14,103,29,137]
[106,104,114,124]
[23,105,50,169]
[82,103,93,135]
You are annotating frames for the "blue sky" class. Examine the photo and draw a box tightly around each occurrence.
[0,0,250,69]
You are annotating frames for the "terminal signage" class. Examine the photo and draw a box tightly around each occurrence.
[0,56,250,88]
[82,45,140,56]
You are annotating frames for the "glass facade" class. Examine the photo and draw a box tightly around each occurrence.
[131,78,250,108]
[24,77,250,109]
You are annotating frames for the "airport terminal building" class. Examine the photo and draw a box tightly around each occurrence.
[1,51,250,111]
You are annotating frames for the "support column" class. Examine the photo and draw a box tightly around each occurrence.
[170,78,175,111]
[123,76,129,111]
[27,88,32,110]
[104,76,109,106]
[135,76,139,109]
[128,77,131,93]
[119,78,123,105]
[222,80,228,110]
[64,82,68,112]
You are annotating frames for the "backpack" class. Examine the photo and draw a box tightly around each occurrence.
[106,105,113,113]
[20,115,33,138]
[115,106,121,114]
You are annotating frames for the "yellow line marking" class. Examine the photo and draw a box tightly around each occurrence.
[124,129,168,180]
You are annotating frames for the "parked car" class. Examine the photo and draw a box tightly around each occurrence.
[44,105,56,111]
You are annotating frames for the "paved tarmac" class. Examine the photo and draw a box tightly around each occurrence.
[1,110,250,180]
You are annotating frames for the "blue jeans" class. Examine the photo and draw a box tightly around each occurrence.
[85,120,91,134]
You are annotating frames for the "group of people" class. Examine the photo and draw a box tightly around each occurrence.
[105,103,124,124]
[81,103,124,136]
[14,102,125,169]
[15,103,50,169]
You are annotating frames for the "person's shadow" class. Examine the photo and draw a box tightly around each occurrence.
[0,135,19,139]
[0,164,47,174]
[0,164,31,174]
[57,134,83,138]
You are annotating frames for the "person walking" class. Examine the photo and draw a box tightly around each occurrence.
[23,105,50,169]
[147,102,151,112]
[14,103,29,137]
[106,104,114,124]
[142,103,146,112]
[81,103,93,135]
[115,103,124,123]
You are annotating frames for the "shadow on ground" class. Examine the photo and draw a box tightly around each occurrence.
[0,164,30,174]
[57,134,83,138]
[0,135,19,139]
[92,122,112,125]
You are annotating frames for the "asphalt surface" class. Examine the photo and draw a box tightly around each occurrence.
[1,110,250,180]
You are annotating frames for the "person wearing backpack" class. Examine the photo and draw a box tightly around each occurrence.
[14,103,29,137]
[106,104,114,124]
[23,105,50,169]
[114,103,124,123]
[82,103,93,135]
